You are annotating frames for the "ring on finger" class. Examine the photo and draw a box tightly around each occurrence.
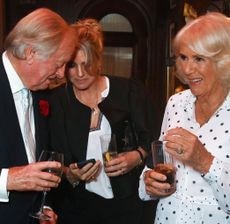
[177,147,184,155]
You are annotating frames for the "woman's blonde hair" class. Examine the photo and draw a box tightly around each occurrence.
[71,18,104,76]
[173,12,230,88]
[4,8,71,60]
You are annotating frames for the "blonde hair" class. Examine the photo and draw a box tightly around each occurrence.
[4,8,71,60]
[71,18,104,76]
[173,12,230,88]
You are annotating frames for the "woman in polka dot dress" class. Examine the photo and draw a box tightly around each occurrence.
[139,12,230,224]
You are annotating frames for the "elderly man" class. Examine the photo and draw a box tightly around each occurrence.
[0,8,75,224]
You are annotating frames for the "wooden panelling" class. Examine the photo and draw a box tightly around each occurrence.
[0,0,5,52]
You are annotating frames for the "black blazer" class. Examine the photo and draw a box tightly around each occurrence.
[49,76,151,200]
[0,59,49,224]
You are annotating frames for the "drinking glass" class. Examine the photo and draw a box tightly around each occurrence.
[151,140,176,192]
[100,133,118,163]
[29,150,64,220]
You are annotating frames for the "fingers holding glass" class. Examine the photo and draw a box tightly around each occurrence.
[151,141,176,193]
[100,133,118,164]
[145,170,174,196]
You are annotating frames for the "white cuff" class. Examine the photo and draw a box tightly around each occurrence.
[203,157,223,184]
[138,166,155,201]
[0,169,9,202]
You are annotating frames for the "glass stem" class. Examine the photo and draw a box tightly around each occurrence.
[39,191,47,213]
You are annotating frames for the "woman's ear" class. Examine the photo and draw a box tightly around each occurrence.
[24,46,35,65]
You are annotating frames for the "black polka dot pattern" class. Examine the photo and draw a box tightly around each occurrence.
[141,90,230,223]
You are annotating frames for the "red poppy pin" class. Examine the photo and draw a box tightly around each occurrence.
[39,100,50,117]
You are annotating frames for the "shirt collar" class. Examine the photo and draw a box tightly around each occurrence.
[184,89,230,119]
[2,51,26,94]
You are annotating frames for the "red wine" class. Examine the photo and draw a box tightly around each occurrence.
[43,168,62,177]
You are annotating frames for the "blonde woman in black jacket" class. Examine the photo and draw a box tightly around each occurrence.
[49,18,151,224]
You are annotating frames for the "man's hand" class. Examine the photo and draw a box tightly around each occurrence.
[7,161,61,191]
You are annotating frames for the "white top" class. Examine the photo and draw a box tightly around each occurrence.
[0,52,35,202]
[139,89,230,223]
[85,77,114,198]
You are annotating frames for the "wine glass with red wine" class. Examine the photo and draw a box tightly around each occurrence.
[29,150,64,221]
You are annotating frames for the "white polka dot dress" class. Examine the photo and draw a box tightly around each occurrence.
[139,89,230,224]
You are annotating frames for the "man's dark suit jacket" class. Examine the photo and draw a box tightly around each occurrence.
[0,58,49,224]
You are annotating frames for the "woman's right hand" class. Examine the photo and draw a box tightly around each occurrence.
[66,160,101,184]
[144,169,175,197]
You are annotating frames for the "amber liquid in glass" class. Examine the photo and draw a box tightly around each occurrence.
[155,163,175,185]
[103,151,117,162]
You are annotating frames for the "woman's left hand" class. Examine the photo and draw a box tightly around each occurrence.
[104,151,141,177]
[164,127,214,174]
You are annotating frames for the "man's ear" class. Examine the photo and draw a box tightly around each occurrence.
[24,46,35,65]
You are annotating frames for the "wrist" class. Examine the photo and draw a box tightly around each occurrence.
[200,152,214,174]
[134,148,146,166]
[66,167,80,188]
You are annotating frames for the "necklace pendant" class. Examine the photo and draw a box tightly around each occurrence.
[92,108,98,115]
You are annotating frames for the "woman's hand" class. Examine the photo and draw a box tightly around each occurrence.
[66,160,102,184]
[164,127,214,173]
[144,169,174,197]
[104,149,145,177]
[39,208,57,224]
